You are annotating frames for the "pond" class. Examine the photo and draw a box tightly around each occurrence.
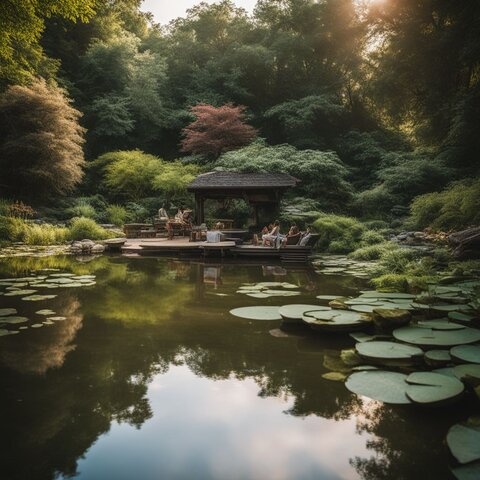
[0,254,472,480]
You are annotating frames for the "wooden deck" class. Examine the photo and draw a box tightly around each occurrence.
[121,238,312,263]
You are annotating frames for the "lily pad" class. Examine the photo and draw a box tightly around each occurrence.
[417,319,466,331]
[322,372,347,381]
[31,323,43,328]
[360,291,415,300]
[425,350,452,367]
[4,289,37,296]
[22,294,57,301]
[303,309,372,333]
[0,329,19,336]
[451,461,480,480]
[316,295,340,301]
[453,364,480,382]
[0,316,28,324]
[447,423,480,464]
[451,346,480,364]
[405,372,464,405]
[345,370,411,404]
[0,308,17,316]
[245,293,271,298]
[350,332,376,343]
[449,312,477,325]
[279,304,328,324]
[48,316,66,322]
[356,341,422,364]
[36,309,56,316]
[393,325,480,347]
[229,306,281,321]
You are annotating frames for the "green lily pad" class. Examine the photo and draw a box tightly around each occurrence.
[229,306,281,321]
[43,319,54,325]
[360,291,415,300]
[36,309,56,316]
[451,346,480,364]
[351,302,413,313]
[262,289,300,296]
[245,292,271,298]
[447,423,480,464]
[4,289,37,296]
[451,461,480,480]
[303,309,371,332]
[0,316,28,324]
[405,372,464,405]
[453,364,480,382]
[345,370,411,404]
[22,294,57,301]
[31,323,43,328]
[425,350,452,367]
[316,295,340,301]
[49,273,74,277]
[48,316,66,321]
[279,304,328,323]
[350,332,376,343]
[393,325,480,347]
[432,304,473,313]
[0,329,19,336]
[322,372,347,381]
[449,312,477,325]
[356,341,422,364]
[46,278,75,284]
[0,308,17,316]
[417,319,466,331]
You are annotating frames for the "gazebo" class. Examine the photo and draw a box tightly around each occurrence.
[187,171,298,226]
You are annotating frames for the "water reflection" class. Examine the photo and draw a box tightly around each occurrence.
[0,256,461,480]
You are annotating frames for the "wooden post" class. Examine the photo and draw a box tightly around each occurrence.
[195,194,205,225]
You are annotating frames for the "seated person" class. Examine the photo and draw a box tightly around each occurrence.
[282,224,301,246]
[262,220,284,248]
[299,227,312,246]
[174,207,185,222]
[182,209,193,227]
[158,206,169,220]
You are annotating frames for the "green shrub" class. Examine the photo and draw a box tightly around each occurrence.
[312,214,366,252]
[68,217,112,241]
[371,273,432,292]
[363,220,390,230]
[0,215,27,242]
[360,230,385,246]
[106,205,128,227]
[67,202,97,219]
[23,224,69,245]
[0,199,11,216]
[377,248,420,274]
[125,202,149,222]
[410,178,480,230]
[349,241,399,260]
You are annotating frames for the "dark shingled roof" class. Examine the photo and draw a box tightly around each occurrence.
[187,171,298,190]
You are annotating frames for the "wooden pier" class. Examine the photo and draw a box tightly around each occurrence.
[121,238,313,263]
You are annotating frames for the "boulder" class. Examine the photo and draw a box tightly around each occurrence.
[372,308,412,329]
[449,226,480,260]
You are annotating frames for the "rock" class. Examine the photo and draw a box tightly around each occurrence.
[91,244,105,253]
[69,239,104,255]
[328,297,350,309]
[372,308,412,329]
[449,226,480,260]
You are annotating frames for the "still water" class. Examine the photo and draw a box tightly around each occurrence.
[0,255,465,480]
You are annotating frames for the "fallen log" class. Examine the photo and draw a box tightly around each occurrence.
[448,226,480,259]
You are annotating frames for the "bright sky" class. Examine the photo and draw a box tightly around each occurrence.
[140,0,258,25]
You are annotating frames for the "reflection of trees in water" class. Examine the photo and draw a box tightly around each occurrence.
[0,295,82,374]
[3,256,454,480]
[349,398,466,480]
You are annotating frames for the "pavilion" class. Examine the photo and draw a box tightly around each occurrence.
[187,171,299,226]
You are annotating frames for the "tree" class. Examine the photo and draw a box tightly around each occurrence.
[0,0,96,87]
[0,78,85,202]
[180,103,257,158]
[102,150,162,201]
[152,162,200,204]
[215,140,353,210]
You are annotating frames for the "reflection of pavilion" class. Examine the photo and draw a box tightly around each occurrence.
[262,265,287,277]
[203,266,222,288]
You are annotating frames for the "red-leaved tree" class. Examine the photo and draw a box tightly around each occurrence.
[180,103,257,158]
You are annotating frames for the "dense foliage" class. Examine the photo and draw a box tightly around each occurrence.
[0,0,478,236]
